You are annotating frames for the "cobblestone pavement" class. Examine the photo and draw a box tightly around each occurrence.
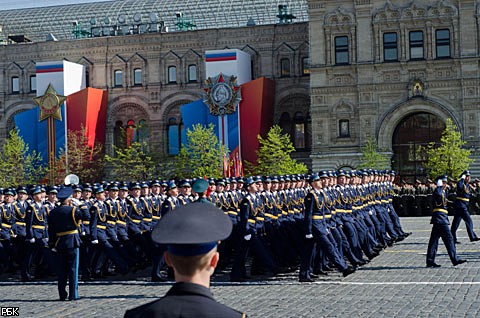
[2,216,480,317]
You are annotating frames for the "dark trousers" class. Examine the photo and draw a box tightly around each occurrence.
[151,242,167,280]
[92,239,128,273]
[0,239,15,273]
[451,205,477,241]
[231,233,277,280]
[55,248,79,300]
[22,239,51,280]
[299,230,347,279]
[427,223,459,265]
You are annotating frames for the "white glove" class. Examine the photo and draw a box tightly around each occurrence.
[81,231,86,236]
[305,234,313,239]
[51,248,57,253]
[91,240,99,244]
[44,237,49,242]
[368,210,373,215]
[244,234,252,241]
[28,238,35,243]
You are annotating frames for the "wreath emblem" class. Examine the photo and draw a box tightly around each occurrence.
[204,73,242,116]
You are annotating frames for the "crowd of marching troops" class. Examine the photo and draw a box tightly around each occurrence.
[0,169,411,283]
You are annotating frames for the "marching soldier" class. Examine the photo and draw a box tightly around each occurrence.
[23,186,50,281]
[160,181,179,217]
[451,170,480,243]
[426,176,466,267]
[230,177,278,281]
[0,189,16,275]
[89,186,129,276]
[299,174,355,282]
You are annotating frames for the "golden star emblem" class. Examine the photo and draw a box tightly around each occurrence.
[33,84,66,122]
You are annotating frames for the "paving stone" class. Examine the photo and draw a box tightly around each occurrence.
[1,216,480,317]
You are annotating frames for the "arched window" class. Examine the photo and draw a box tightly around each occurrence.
[137,119,148,150]
[280,58,290,77]
[168,66,177,83]
[126,119,136,147]
[134,68,142,86]
[188,64,197,82]
[168,117,180,155]
[279,112,291,136]
[294,112,305,149]
[114,120,125,150]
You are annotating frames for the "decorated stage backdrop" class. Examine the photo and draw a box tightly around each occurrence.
[14,61,107,173]
[181,49,275,176]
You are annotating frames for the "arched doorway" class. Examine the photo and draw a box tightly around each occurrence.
[392,112,445,183]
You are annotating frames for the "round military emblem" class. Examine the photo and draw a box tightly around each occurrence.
[211,82,233,108]
[33,83,66,122]
[204,73,242,116]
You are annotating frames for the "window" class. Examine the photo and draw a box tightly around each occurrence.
[279,112,291,135]
[409,31,424,60]
[339,119,350,138]
[188,64,197,82]
[168,66,177,83]
[335,36,349,65]
[30,75,36,93]
[11,77,19,93]
[294,112,305,149]
[133,68,142,86]
[383,32,398,62]
[280,58,290,77]
[436,29,450,59]
[137,119,148,151]
[126,119,136,147]
[302,57,310,75]
[168,118,180,155]
[114,70,123,87]
[114,120,125,152]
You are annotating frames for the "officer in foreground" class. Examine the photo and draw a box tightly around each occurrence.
[124,202,246,318]
[426,175,467,267]
[48,197,90,301]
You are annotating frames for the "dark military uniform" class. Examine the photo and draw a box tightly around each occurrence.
[124,202,245,317]
[426,177,466,267]
[23,189,50,281]
[451,171,479,242]
[124,282,244,318]
[48,203,90,300]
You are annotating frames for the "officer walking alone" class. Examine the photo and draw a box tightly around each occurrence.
[48,197,90,300]
[451,170,480,243]
[426,175,467,267]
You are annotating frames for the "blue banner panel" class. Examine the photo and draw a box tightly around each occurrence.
[14,106,66,165]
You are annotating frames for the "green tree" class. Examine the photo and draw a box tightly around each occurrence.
[358,138,390,170]
[0,129,47,186]
[421,118,473,179]
[54,126,105,184]
[248,125,307,176]
[105,142,155,180]
[174,124,227,178]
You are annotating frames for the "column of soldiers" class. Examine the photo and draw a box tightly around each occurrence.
[0,170,412,283]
